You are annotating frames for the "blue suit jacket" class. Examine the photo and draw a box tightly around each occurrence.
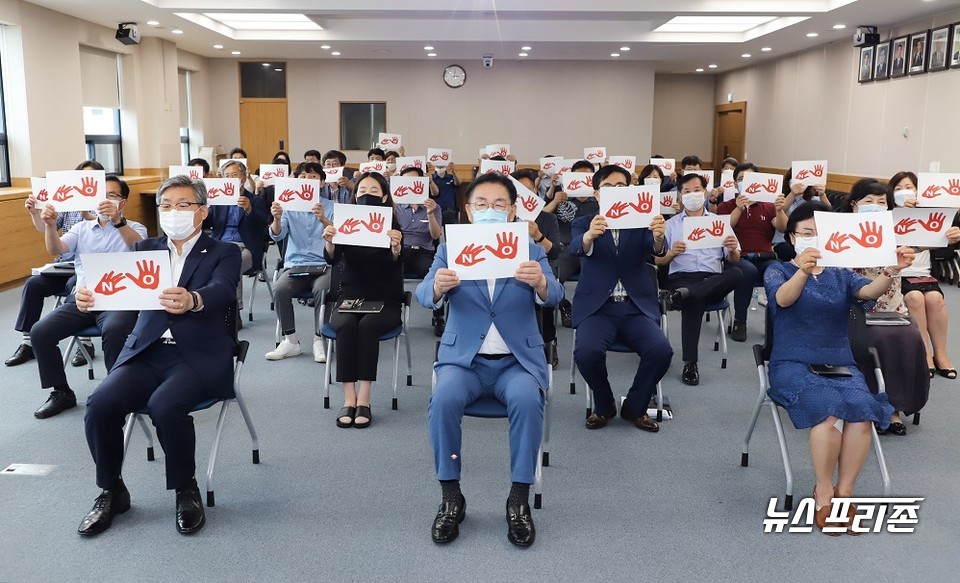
[113,234,241,398]
[568,214,661,328]
[203,191,270,271]
[416,242,563,389]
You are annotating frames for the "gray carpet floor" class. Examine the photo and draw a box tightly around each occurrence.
[1,251,958,582]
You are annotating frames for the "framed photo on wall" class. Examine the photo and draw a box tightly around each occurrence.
[929,26,950,71]
[874,41,891,80]
[949,22,960,69]
[858,45,875,82]
[891,36,909,77]
[908,30,929,74]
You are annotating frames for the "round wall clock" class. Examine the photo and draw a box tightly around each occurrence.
[443,64,466,88]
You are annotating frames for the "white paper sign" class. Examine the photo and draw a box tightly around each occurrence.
[562,172,594,196]
[682,215,732,249]
[444,222,529,281]
[720,170,737,201]
[378,132,402,148]
[555,159,575,176]
[509,177,544,221]
[814,211,897,268]
[359,161,387,175]
[427,148,453,165]
[660,191,679,215]
[82,250,173,311]
[259,164,288,186]
[274,177,320,212]
[44,171,107,212]
[202,178,241,206]
[485,144,511,158]
[390,176,429,205]
[333,203,393,248]
[220,158,247,173]
[608,156,637,172]
[323,166,345,184]
[395,156,426,174]
[740,172,782,203]
[892,208,957,247]
[169,166,204,180]
[540,157,563,176]
[792,160,828,186]
[479,159,516,176]
[650,158,676,174]
[693,170,715,187]
[599,186,658,229]
[584,147,607,164]
[916,173,960,208]
[31,177,48,208]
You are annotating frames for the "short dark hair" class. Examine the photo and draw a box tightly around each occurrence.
[304,149,322,160]
[722,157,739,168]
[570,160,595,173]
[733,162,759,182]
[489,155,507,162]
[844,178,893,212]
[465,172,517,204]
[400,166,425,177]
[351,172,392,206]
[637,164,665,184]
[294,162,326,181]
[888,171,918,192]
[323,150,347,166]
[680,155,702,168]
[272,150,290,163]
[76,160,104,171]
[593,165,631,188]
[511,168,539,185]
[677,172,707,189]
[105,174,129,198]
[367,148,386,159]
[229,147,247,158]
[188,157,210,176]
[384,150,400,159]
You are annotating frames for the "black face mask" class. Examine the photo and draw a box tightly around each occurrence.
[356,195,381,206]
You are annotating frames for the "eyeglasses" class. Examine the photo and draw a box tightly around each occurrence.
[222,173,243,179]
[795,229,817,237]
[470,200,511,212]
[158,202,204,211]
[105,193,124,201]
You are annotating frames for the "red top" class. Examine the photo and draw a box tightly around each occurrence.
[715,200,777,253]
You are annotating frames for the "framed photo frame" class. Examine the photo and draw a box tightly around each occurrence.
[929,25,950,71]
[908,30,929,75]
[949,22,960,69]
[891,36,909,78]
[858,45,875,82]
[873,40,891,80]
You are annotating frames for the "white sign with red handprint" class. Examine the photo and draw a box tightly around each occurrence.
[692,170,715,187]
[31,177,48,208]
[169,166,204,180]
[509,176,544,221]
[390,176,429,205]
[916,173,960,208]
[650,158,675,174]
[444,222,530,281]
[720,170,737,202]
[599,186,658,230]
[44,170,106,212]
[479,159,516,177]
[540,157,563,176]
[584,147,607,164]
[485,144,511,158]
[275,177,320,212]
[892,208,958,247]
[792,160,828,187]
[259,164,288,186]
[555,159,575,177]
[608,156,636,172]
[427,148,453,165]
[814,211,897,268]
[359,161,387,175]
[562,172,594,197]
[81,251,173,311]
[378,132,402,148]
[740,172,783,203]
[395,156,426,174]
[682,215,732,250]
[333,203,393,249]
[660,191,678,215]
[201,178,242,206]
[323,166,344,184]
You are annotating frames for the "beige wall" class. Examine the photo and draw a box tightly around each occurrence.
[716,7,960,178]
[652,74,716,165]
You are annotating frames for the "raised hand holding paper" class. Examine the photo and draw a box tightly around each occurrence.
[720,170,737,201]
[660,191,678,215]
[31,177,48,207]
[202,178,241,206]
[562,172,594,197]
[916,173,960,208]
[509,176,544,221]
[584,147,607,164]
[395,156,426,173]
[45,170,107,212]
[378,132,402,148]
[259,164,288,186]
[323,166,344,184]
[479,159,516,176]
[540,157,563,175]
[792,160,828,186]
[740,172,782,203]
[359,161,387,175]
[814,211,897,268]
[427,148,453,165]
[444,222,529,280]
[892,208,957,247]
[555,159,575,177]
[693,170,714,187]
[81,250,172,311]
[333,203,393,248]
[682,215,731,249]
[169,166,203,180]
[275,177,320,212]
[390,175,430,204]
[650,158,675,173]
[599,186,657,229]
[608,156,636,172]
[485,144,511,158]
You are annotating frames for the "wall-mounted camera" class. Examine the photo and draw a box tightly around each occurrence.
[116,22,141,46]
[482,54,494,68]
[853,26,879,47]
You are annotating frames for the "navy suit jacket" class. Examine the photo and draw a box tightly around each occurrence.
[203,190,270,271]
[113,234,241,397]
[568,214,661,328]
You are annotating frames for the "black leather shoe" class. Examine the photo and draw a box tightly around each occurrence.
[670,287,690,309]
[77,482,131,536]
[175,481,206,535]
[681,361,700,386]
[731,320,747,342]
[431,495,466,544]
[34,388,77,419]
[5,343,35,366]
[71,343,95,367]
[506,499,536,547]
[559,301,573,328]
[888,422,907,436]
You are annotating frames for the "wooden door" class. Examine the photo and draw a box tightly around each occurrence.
[713,102,747,164]
[239,98,288,173]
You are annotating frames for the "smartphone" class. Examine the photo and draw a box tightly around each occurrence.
[808,364,853,377]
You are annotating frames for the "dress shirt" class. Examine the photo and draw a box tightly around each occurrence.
[161,230,203,339]
[62,218,148,287]
[663,210,735,275]
[478,279,510,355]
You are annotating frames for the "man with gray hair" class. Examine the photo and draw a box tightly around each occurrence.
[75,175,242,536]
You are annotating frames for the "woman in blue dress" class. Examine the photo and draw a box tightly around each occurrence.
[764,201,913,534]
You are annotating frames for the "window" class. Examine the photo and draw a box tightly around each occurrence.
[239,62,286,98]
[0,53,10,187]
[80,46,122,173]
[179,69,191,163]
[339,102,386,151]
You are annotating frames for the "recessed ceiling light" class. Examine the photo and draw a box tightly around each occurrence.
[708,64,718,69]
[620,47,630,51]
[213,44,223,49]
[424,46,434,50]
[806,32,819,38]
[761,47,772,52]
[171,29,184,34]
[201,12,323,31]
[611,53,620,57]
[262,63,270,66]
[741,53,752,58]
[274,68,283,72]
[833,24,847,30]
[518,52,528,57]
[521,46,531,51]
[427,53,437,57]
[231,51,241,55]
[696,68,705,72]
[321,45,331,50]
[656,15,776,33]
[331,51,341,56]
[147,20,160,26]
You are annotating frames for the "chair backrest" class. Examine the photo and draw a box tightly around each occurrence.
[758,297,874,369]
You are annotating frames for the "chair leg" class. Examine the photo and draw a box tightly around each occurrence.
[872,424,892,497]
[323,338,334,409]
[136,415,155,461]
[404,325,413,387]
[569,329,577,394]
[770,404,794,511]
[248,276,257,322]
[533,445,544,509]
[913,412,921,425]
[391,337,400,411]
[233,388,261,464]
[205,402,231,507]
[62,336,78,369]
[542,372,552,468]
[741,385,768,467]
[122,414,136,461]
[719,309,729,369]
[654,381,664,422]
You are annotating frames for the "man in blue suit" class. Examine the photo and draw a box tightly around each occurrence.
[417,173,563,548]
[74,175,241,536]
[570,164,673,431]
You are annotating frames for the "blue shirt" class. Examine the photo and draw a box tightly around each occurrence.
[396,204,441,250]
[431,173,457,210]
[55,211,87,260]
[61,218,148,286]
[271,199,335,268]
[322,184,352,204]
[663,209,734,275]
[220,206,244,243]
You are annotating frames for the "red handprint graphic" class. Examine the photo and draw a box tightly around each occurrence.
[74,177,98,197]
[619,159,634,170]
[222,182,236,197]
[393,186,412,198]
[566,179,589,191]
[722,179,735,189]
[918,212,946,232]
[795,169,811,180]
[945,179,960,196]
[605,201,631,219]
[124,260,160,290]
[491,147,508,157]
[262,171,277,181]
[277,189,296,202]
[381,136,399,145]
[894,218,918,235]
[708,220,725,237]
[629,192,654,214]
[485,231,519,259]
[584,175,594,188]
[848,221,883,248]
[586,149,604,160]
[410,181,425,195]
[920,185,942,199]
[429,152,450,162]
[542,162,555,171]
[338,218,361,234]
[520,196,539,212]
[414,160,424,169]
[94,271,127,295]
[36,189,49,202]
[762,179,779,194]
[661,161,673,171]
[455,243,486,267]
[688,228,707,242]
[53,185,74,202]
[499,164,511,175]
[189,169,201,179]
[744,182,763,195]
[825,232,851,253]
[661,195,674,207]
[811,164,825,178]
[297,184,314,201]
[368,162,384,172]
[361,212,385,233]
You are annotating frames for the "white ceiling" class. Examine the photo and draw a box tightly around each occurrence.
[22,0,960,72]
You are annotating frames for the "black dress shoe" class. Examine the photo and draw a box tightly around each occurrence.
[681,361,700,386]
[559,301,573,328]
[5,343,35,366]
[77,482,131,536]
[175,481,206,535]
[888,422,907,436]
[71,343,95,367]
[433,316,446,337]
[731,320,747,342]
[34,388,77,419]
[670,287,690,309]
[506,499,536,547]
[431,495,466,544]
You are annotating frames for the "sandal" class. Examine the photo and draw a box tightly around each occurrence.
[336,406,356,428]
[354,405,372,429]
[933,359,957,379]
[835,488,861,536]
[813,486,841,537]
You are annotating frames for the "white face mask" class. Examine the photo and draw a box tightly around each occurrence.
[435,167,446,176]
[386,163,396,173]
[159,209,199,240]
[857,203,886,213]
[681,192,705,212]
[644,178,661,186]
[793,236,818,257]
[894,189,914,207]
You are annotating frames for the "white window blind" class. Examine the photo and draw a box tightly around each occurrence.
[178,69,189,127]
[79,45,119,109]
